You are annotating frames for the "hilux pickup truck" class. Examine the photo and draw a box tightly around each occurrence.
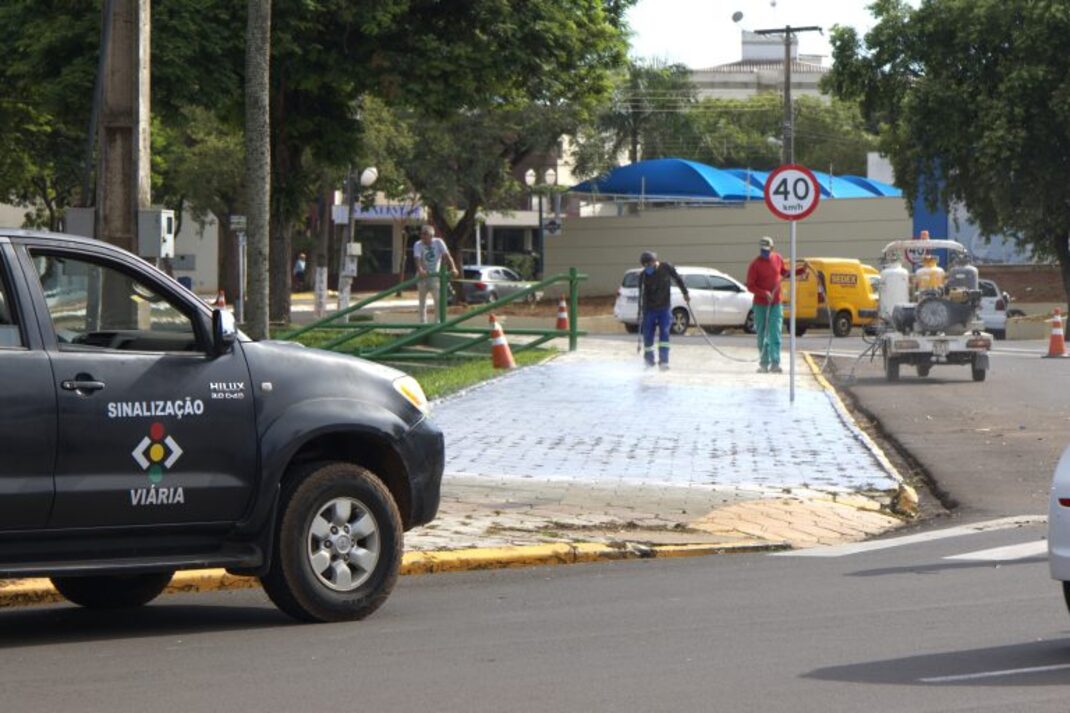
[0,229,443,622]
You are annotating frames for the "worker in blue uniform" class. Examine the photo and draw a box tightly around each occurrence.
[637,251,690,370]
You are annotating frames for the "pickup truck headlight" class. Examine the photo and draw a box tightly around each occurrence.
[393,376,430,415]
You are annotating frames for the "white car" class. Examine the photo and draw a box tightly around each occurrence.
[1049,447,1070,611]
[978,278,1010,340]
[613,266,755,335]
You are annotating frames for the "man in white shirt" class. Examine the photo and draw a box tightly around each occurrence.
[414,224,458,323]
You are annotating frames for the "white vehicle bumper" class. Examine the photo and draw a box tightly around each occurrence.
[1049,446,1070,581]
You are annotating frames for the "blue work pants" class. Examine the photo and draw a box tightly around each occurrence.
[753,303,783,368]
[641,307,672,365]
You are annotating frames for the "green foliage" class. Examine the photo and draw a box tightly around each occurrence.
[398,349,554,401]
[823,0,1070,300]
[573,62,876,179]
[572,59,699,176]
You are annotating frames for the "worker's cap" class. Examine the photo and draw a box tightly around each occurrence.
[759,236,774,249]
[639,251,657,265]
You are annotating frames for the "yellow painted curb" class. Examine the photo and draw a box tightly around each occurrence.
[0,539,786,609]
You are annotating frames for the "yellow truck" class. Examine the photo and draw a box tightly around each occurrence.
[782,258,880,337]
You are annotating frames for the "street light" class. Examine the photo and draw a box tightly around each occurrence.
[525,168,557,279]
[335,165,378,319]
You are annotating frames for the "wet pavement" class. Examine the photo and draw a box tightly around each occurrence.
[406,336,906,552]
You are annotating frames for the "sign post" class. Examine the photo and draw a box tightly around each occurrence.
[763,164,821,403]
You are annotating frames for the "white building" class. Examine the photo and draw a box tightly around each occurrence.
[690,31,828,101]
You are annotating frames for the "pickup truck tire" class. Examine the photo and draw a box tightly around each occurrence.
[261,462,402,623]
[833,310,853,338]
[51,572,173,609]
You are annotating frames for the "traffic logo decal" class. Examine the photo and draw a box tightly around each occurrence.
[130,422,186,506]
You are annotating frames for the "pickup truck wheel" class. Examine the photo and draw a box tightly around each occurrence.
[51,572,173,609]
[261,462,402,623]
[833,310,853,337]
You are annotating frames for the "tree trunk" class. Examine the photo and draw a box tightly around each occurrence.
[217,210,240,304]
[269,210,291,321]
[267,73,292,324]
[243,0,271,339]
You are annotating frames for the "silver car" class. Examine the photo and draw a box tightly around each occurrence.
[461,265,542,304]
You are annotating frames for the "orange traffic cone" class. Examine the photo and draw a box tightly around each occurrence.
[489,314,516,369]
[214,290,226,309]
[1044,308,1069,358]
[555,297,569,331]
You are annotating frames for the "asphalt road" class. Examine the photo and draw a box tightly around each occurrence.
[643,329,1066,521]
[820,336,1067,520]
[2,520,1065,713]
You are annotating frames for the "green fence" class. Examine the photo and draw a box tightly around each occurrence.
[281,267,586,361]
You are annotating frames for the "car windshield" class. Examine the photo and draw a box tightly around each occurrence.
[622,271,640,288]
[463,269,482,280]
[980,281,998,298]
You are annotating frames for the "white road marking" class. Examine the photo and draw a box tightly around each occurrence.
[920,663,1070,683]
[943,540,1047,562]
[773,515,1047,557]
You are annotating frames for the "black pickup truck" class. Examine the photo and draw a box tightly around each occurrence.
[0,229,443,622]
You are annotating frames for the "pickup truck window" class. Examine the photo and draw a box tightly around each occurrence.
[0,266,21,348]
[30,252,201,353]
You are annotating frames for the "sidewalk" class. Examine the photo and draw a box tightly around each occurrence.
[408,336,911,552]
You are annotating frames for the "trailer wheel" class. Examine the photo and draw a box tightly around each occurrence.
[971,359,987,382]
[916,364,931,378]
[885,354,900,382]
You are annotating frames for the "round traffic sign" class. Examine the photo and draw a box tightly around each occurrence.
[763,164,821,221]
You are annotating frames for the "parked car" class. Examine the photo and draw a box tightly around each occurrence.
[1049,446,1070,618]
[978,278,1010,340]
[613,266,755,335]
[0,229,444,623]
[460,265,542,304]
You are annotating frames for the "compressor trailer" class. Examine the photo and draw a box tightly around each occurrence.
[877,239,992,382]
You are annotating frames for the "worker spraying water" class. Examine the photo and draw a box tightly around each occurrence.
[636,251,690,370]
[746,237,808,373]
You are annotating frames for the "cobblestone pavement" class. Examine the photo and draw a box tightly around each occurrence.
[407,336,906,552]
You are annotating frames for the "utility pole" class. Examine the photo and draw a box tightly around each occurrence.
[244,0,271,339]
[96,0,151,254]
[753,25,822,164]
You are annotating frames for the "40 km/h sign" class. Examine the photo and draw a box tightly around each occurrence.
[763,164,820,221]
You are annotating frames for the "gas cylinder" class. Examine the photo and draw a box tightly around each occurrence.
[879,260,910,322]
[914,257,946,292]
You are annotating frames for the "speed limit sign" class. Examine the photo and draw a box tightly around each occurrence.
[764,164,820,221]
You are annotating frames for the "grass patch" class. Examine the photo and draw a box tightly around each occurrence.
[274,324,556,400]
[392,349,554,401]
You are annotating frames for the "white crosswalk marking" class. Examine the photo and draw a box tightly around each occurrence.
[943,540,1048,562]
[773,515,1047,558]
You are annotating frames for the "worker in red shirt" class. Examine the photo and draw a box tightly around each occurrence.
[746,236,806,373]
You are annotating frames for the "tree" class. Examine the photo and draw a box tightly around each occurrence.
[572,59,699,177]
[823,0,1070,307]
[686,95,875,175]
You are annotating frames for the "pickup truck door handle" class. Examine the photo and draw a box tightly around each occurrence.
[61,378,106,393]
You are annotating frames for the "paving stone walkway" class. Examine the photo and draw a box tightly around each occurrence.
[406,336,907,552]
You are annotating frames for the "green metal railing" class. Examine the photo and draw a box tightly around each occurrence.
[281,266,586,361]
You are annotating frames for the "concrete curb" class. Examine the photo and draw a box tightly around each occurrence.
[802,352,917,517]
[0,540,788,609]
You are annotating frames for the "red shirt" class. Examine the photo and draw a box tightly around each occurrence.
[746,252,802,305]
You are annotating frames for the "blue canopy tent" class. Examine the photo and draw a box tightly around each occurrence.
[570,158,762,202]
[570,158,904,202]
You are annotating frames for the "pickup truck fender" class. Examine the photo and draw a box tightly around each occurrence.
[234,397,411,536]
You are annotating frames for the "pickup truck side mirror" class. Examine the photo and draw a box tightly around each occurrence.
[212,308,237,357]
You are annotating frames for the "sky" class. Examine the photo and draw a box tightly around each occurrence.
[625,0,892,68]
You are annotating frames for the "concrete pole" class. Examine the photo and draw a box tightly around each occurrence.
[783,28,793,165]
[96,0,150,254]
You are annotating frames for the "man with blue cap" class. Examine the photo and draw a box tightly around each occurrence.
[637,251,689,370]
